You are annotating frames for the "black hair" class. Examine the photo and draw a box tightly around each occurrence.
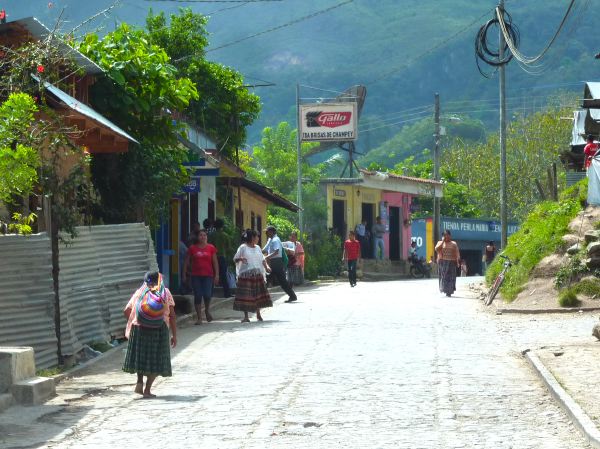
[443,229,451,236]
[144,271,159,285]
[241,228,257,243]
[214,218,224,229]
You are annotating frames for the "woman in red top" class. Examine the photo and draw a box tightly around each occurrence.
[342,230,362,287]
[183,229,219,325]
[584,134,598,170]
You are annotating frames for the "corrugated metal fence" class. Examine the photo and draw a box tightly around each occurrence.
[0,223,158,369]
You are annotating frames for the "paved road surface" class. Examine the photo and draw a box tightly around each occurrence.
[1,278,593,449]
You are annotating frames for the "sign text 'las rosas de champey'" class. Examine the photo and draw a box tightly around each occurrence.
[299,103,357,142]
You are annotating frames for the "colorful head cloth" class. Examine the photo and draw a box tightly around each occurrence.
[136,272,167,328]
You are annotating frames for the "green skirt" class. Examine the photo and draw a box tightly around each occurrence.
[122,322,172,377]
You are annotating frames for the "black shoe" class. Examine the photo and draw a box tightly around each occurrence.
[285,296,297,303]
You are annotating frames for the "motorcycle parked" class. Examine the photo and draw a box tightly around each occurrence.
[409,256,432,279]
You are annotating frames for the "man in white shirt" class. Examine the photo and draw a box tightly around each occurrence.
[262,225,297,302]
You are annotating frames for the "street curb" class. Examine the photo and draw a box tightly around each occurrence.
[497,306,600,314]
[524,349,600,449]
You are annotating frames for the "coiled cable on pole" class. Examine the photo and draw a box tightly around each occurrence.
[474,9,519,78]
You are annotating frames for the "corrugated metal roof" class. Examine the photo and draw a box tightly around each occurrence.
[583,82,600,108]
[35,76,139,144]
[0,17,102,75]
[360,169,443,186]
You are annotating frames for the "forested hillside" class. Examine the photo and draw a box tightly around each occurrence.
[6,0,598,166]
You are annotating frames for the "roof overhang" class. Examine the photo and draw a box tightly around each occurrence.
[322,171,443,197]
[221,177,300,212]
[0,17,102,75]
[583,82,600,109]
[37,77,138,153]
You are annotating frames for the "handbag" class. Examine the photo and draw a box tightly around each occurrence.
[226,269,237,289]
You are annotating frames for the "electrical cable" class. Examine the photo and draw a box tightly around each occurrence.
[205,0,353,53]
[369,8,493,85]
[496,1,575,66]
[144,0,282,3]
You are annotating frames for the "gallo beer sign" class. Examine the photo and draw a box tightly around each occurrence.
[299,103,357,142]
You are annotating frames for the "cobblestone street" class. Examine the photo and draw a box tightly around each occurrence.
[2,278,595,449]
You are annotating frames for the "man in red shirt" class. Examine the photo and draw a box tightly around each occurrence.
[342,230,361,287]
[584,134,598,170]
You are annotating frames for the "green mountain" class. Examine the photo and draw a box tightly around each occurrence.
[6,0,598,166]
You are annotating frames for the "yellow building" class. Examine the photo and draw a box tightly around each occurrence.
[322,170,442,260]
[218,177,299,245]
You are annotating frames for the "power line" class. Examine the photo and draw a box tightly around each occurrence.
[369,8,494,85]
[144,0,282,3]
[205,0,353,53]
[496,1,575,66]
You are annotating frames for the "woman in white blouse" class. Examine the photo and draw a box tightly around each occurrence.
[233,229,272,322]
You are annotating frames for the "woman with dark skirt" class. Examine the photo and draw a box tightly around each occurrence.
[233,229,272,322]
[434,229,461,297]
[123,271,177,398]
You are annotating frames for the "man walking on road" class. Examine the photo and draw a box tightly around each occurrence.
[342,230,361,287]
[263,225,297,302]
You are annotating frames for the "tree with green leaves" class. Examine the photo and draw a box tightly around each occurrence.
[0,93,40,204]
[443,105,572,221]
[77,23,198,226]
[146,8,261,160]
[245,122,329,232]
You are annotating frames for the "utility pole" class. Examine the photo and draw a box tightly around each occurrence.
[433,93,440,253]
[296,83,303,235]
[498,0,508,248]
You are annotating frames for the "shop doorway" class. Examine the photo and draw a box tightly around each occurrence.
[332,199,346,241]
[389,206,401,260]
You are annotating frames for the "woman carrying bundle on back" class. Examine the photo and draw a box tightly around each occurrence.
[123,271,177,398]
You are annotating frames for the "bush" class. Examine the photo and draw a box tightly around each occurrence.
[485,178,587,301]
[554,253,587,289]
[303,231,342,280]
[558,289,580,307]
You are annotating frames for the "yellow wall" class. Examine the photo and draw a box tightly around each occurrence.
[233,187,269,242]
[326,183,381,235]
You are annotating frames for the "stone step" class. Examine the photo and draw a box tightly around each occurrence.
[0,393,13,413]
[0,347,36,394]
[11,376,55,405]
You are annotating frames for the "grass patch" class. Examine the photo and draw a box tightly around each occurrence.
[570,278,600,298]
[89,341,114,353]
[485,178,587,301]
[558,289,581,307]
[36,366,65,377]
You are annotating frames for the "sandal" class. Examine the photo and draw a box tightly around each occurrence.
[241,318,250,323]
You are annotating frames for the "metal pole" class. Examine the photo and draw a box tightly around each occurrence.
[296,83,303,235]
[499,0,508,248]
[433,93,440,252]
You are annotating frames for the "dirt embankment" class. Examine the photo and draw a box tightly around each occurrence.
[495,206,600,311]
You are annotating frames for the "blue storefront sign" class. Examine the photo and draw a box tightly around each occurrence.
[440,217,519,241]
[182,177,201,193]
